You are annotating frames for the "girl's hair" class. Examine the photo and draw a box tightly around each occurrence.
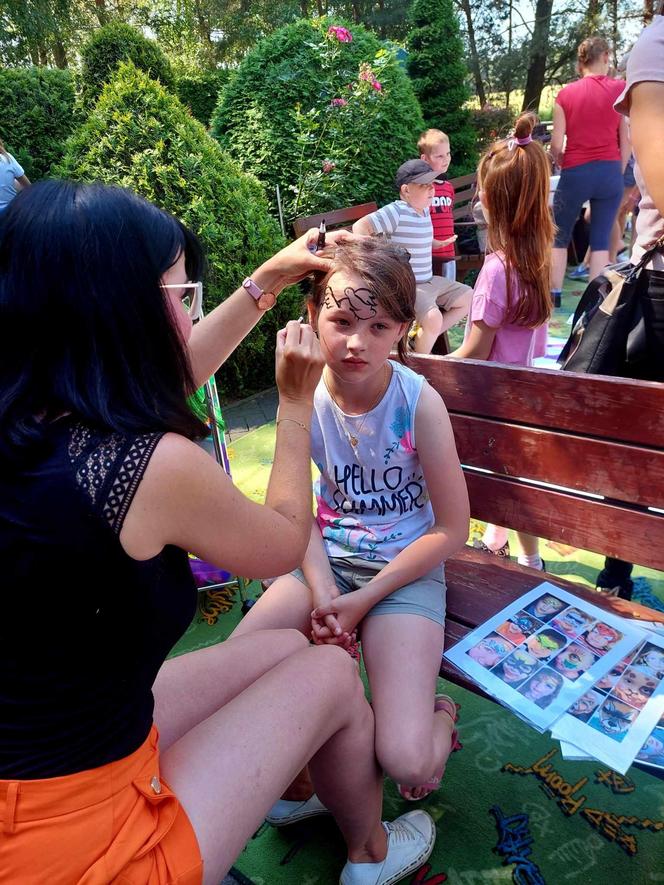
[0,138,8,158]
[309,238,416,363]
[477,112,554,327]
[578,36,610,69]
[0,180,208,460]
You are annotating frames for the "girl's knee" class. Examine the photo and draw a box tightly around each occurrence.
[376,735,434,785]
[272,628,310,654]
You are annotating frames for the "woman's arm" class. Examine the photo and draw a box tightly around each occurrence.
[121,321,324,579]
[629,81,664,217]
[187,229,345,389]
[550,103,566,168]
[312,383,469,634]
[15,174,30,190]
[618,117,631,173]
[447,320,496,360]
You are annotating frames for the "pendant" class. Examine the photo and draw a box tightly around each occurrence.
[349,434,359,448]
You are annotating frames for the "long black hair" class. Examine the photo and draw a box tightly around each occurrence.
[0,180,208,460]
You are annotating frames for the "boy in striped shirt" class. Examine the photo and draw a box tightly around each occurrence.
[353,160,471,353]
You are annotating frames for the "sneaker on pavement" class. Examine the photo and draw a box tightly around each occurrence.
[266,793,331,827]
[339,810,435,885]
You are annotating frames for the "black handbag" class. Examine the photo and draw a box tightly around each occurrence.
[558,235,664,376]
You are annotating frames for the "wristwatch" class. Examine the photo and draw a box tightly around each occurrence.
[242,277,276,311]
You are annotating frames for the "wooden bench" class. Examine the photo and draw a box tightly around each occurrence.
[292,203,378,238]
[448,172,485,280]
[408,355,664,696]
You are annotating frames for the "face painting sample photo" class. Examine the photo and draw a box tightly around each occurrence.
[636,726,664,765]
[578,622,623,655]
[467,632,515,668]
[491,649,539,686]
[552,642,598,680]
[524,628,567,660]
[611,667,659,710]
[517,668,564,708]
[524,593,566,622]
[496,612,541,646]
[567,689,605,722]
[588,696,640,742]
[551,607,595,638]
[632,644,664,679]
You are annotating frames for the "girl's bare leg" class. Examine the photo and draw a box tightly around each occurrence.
[361,613,455,798]
[229,574,313,639]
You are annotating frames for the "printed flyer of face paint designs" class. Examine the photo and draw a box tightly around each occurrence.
[552,632,664,775]
[444,582,646,733]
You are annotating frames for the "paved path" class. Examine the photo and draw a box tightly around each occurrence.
[222,387,278,443]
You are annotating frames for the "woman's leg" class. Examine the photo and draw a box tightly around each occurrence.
[361,613,455,795]
[160,642,387,885]
[588,161,623,282]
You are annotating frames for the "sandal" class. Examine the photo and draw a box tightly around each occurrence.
[473,538,510,558]
[397,694,461,802]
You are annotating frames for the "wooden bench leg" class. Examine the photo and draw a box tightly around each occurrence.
[431,330,451,356]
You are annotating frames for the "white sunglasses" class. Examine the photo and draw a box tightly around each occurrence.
[161,281,204,323]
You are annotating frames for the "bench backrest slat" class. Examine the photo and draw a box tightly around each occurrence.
[453,414,664,508]
[414,356,664,447]
[292,202,377,238]
[410,356,664,571]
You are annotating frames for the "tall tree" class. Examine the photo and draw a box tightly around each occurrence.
[408,0,478,173]
[457,0,486,107]
[521,0,553,112]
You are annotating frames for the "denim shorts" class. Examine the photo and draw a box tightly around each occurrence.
[292,557,446,626]
[553,159,623,251]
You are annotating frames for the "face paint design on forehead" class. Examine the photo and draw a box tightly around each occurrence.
[323,284,379,320]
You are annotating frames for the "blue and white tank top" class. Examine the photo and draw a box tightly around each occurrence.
[312,361,433,562]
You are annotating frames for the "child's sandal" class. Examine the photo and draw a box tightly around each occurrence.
[397,694,460,802]
[473,539,510,558]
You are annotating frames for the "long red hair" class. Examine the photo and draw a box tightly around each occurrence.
[478,112,554,327]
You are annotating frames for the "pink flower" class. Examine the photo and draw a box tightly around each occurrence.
[372,80,382,92]
[322,160,336,173]
[330,97,348,107]
[359,66,373,82]
[327,25,353,43]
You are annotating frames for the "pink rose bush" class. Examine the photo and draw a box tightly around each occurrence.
[327,25,353,43]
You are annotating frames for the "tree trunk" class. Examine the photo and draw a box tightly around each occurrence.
[300,0,309,15]
[38,44,48,66]
[521,0,553,113]
[459,0,486,107]
[609,0,618,68]
[94,0,109,26]
[585,0,602,30]
[52,40,68,68]
[505,0,513,109]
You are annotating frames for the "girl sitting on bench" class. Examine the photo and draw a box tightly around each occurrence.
[448,112,554,572]
[233,237,469,811]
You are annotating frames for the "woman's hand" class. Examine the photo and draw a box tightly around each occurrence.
[275,320,324,405]
[256,228,358,295]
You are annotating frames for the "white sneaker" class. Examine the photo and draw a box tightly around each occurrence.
[339,810,435,885]
[265,793,331,827]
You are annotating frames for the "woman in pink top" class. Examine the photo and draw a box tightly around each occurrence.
[550,37,630,301]
[449,113,553,571]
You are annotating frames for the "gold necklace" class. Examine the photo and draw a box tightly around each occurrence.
[323,364,390,448]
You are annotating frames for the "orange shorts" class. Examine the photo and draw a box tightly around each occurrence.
[0,726,203,885]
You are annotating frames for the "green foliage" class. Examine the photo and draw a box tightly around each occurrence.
[79,21,175,107]
[0,67,78,179]
[58,62,292,400]
[407,0,478,175]
[174,68,231,127]
[211,18,424,224]
[469,105,515,153]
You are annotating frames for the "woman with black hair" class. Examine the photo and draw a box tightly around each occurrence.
[0,181,434,885]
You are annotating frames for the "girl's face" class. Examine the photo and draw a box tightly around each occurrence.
[613,668,658,709]
[161,252,193,342]
[533,595,564,618]
[553,643,595,678]
[311,270,406,385]
[528,673,559,700]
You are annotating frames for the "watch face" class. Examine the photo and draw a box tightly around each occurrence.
[257,292,276,310]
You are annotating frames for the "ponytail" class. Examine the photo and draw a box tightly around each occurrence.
[477,112,554,327]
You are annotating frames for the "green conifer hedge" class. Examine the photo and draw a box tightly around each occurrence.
[58,63,293,399]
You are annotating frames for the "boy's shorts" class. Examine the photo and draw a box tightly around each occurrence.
[0,726,203,885]
[292,556,446,626]
[415,277,471,320]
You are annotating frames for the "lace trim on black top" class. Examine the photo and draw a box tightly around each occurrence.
[68,424,164,535]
